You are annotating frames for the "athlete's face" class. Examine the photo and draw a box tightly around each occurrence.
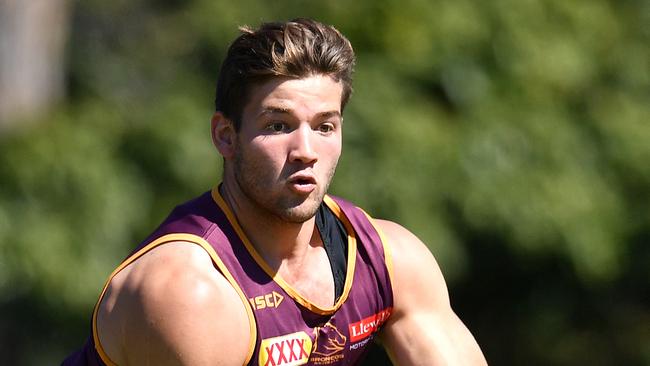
[229,75,343,223]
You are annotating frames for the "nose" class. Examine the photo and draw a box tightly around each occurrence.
[288,124,318,164]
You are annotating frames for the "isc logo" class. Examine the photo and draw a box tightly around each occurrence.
[259,331,312,366]
[249,291,285,310]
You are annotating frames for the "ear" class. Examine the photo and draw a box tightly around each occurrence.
[211,112,236,158]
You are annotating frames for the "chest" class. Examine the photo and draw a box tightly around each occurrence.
[205,193,395,365]
[245,248,393,366]
[250,281,392,366]
[276,248,335,309]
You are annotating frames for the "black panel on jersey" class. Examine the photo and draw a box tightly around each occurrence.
[315,202,348,301]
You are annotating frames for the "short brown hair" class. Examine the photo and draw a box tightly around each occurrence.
[214,18,355,129]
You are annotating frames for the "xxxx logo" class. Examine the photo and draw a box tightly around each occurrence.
[249,291,285,310]
[259,331,312,366]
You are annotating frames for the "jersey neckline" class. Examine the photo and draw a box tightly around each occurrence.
[211,186,357,315]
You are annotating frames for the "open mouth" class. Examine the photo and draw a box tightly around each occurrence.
[289,173,316,185]
[288,174,317,193]
[294,178,315,185]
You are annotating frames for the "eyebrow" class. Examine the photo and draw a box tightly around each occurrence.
[257,107,341,120]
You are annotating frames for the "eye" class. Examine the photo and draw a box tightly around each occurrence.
[266,122,289,133]
[318,123,335,134]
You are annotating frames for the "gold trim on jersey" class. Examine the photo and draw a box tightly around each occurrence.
[211,187,357,315]
[361,210,395,297]
[91,233,257,366]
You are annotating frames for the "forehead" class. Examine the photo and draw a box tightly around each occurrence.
[243,75,344,120]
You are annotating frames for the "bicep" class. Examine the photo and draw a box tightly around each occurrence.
[98,242,251,366]
[127,277,248,365]
[381,308,485,366]
[376,220,487,366]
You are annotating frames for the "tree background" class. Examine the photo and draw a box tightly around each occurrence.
[0,0,648,365]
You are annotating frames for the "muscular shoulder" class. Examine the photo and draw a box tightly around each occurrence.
[375,220,437,263]
[374,219,451,312]
[97,242,251,366]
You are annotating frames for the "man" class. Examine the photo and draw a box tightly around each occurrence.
[63,18,487,366]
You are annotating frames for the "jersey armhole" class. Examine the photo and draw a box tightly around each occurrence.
[91,233,257,366]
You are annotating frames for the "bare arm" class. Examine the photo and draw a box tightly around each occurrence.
[377,220,487,366]
[97,242,251,366]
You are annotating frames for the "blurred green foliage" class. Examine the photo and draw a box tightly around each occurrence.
[0,0,648,365]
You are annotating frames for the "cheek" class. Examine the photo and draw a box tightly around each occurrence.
[323,139,342,161]
[246,140,287,167]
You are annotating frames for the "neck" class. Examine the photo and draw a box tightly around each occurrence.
[219,178,321,271]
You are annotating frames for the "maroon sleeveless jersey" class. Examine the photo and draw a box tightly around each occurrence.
[62,187,394,366]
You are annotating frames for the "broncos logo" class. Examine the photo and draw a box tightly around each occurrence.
[311,322,347,356]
